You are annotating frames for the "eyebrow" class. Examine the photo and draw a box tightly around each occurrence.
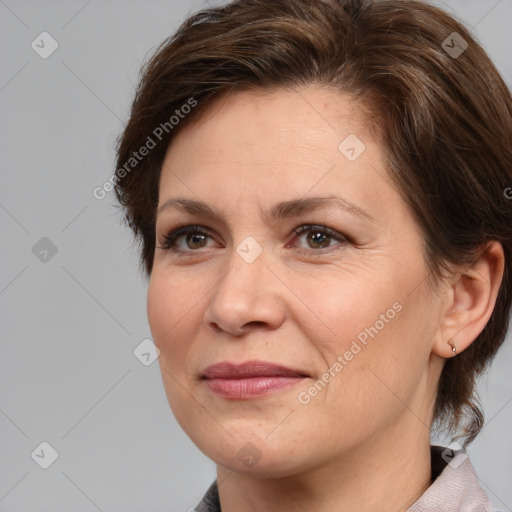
[157,196,374,222]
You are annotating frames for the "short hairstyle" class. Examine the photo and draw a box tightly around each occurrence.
[114,0,512,445]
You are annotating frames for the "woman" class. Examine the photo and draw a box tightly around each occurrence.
[114,0,512,509]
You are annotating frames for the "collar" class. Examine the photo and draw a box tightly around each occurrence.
[409,445,493,511]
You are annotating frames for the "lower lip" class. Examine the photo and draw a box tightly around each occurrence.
[204,376,305,399]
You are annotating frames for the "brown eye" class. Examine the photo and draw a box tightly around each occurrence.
[186,232,208,249]
[306,231,332,249]
[289,224,348,253]
[159,225,217,252]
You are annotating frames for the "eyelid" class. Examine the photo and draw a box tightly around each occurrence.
[290,223,348,241]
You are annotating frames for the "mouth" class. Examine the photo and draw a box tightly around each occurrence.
[200,360,309,399]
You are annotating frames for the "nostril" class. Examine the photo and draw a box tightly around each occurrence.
[247,320,266,327]
[207,319,268,336]
[208,321,224,333]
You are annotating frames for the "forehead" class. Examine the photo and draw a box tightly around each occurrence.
[165,86,371,163]
[157,86,401,225]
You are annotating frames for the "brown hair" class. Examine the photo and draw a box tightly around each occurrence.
[114,0,512,445]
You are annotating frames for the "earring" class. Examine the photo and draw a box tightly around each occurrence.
[448,337,457,355]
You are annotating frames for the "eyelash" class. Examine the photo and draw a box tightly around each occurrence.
[157,223,349,256]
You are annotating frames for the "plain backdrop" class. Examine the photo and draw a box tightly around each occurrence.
[1,0,511,510]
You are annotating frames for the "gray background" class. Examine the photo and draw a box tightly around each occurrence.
[1,0,511,510]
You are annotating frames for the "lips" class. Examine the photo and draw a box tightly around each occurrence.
[201,360,309,399]
[202,360,308,379]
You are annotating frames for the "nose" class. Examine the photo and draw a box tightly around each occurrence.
[204,247,286,337]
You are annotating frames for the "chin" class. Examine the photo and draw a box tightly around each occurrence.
[202,441,301,477]
[183,421,325,479]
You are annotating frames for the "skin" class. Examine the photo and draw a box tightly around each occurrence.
[147,86,504,511]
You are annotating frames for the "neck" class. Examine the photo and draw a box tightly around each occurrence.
[217,420,432,512]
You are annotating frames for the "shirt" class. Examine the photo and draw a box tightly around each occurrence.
[195,445,494,511]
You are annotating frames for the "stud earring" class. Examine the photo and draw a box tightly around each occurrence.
[448,337,457,355]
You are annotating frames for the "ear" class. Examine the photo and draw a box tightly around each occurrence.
[432,241,505,358]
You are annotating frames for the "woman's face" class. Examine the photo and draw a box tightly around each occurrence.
[148,87,446,476]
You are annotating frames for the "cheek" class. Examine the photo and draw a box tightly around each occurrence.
[293,268,428,407]
[290,267,398,358]
[147,271,205,428]
[147,271,199,367]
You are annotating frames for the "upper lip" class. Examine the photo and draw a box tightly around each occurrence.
[201,360,309,379]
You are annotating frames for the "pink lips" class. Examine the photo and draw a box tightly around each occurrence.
[201,360,308,399]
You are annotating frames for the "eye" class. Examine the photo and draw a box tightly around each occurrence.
[157,223,349,255]
[288,224,349,252]
[157,225,219,253]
